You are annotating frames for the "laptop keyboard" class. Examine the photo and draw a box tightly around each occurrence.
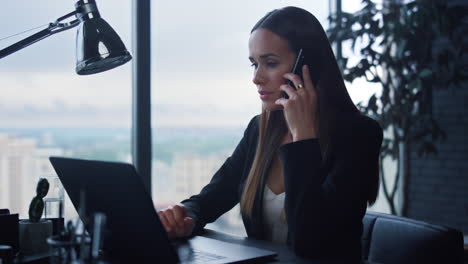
[182,249,226,263]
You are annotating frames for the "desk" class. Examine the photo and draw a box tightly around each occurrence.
[201,229,344,264]
[18,229,345,264]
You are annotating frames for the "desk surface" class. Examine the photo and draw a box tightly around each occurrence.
[19,229,346,264]
[201,229,344,264]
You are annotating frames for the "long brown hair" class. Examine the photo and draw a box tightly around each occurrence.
[240,7,379,217]
[240,110,287,217]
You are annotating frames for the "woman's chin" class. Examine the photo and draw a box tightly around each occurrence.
[263,101,283,112]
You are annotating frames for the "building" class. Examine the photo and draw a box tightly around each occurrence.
[0,133,64,218]
[153,151,246,236]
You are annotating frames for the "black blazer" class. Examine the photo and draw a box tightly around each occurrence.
[182,111,383,262]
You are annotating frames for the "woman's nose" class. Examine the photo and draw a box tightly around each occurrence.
[252,68,265,85]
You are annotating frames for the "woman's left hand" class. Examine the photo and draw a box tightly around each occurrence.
[275,64,318,141]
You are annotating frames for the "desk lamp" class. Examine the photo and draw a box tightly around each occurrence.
[0,0,132,74]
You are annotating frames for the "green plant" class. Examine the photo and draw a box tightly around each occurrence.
[328,0,468,215]
[28,178,50,222]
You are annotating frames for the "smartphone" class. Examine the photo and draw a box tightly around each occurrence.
[283,48,305,99]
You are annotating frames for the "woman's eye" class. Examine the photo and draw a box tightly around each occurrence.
[250,62,258,69]
[266,62,278,68]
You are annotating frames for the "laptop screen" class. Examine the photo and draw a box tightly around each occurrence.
[49,156,179,263]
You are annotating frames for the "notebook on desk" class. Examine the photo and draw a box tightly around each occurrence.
[49,156,277,263]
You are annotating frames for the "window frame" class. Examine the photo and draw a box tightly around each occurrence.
[132,0,152,195]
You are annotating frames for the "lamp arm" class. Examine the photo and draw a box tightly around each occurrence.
[0,10,80,60]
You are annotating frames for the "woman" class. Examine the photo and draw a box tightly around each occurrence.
[158,6,382,262]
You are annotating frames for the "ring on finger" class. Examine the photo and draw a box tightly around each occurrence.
[296,83,304,89]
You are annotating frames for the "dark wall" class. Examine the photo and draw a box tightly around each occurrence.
[407,86,468,233]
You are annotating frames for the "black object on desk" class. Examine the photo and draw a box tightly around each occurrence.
[0,209,10,215]
[0,210,19,253]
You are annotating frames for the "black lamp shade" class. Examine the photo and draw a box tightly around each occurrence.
[75,17,132,75]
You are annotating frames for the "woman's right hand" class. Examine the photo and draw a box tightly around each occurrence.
[157,204,195,239]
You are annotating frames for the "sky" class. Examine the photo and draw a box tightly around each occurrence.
[0,0,375,128]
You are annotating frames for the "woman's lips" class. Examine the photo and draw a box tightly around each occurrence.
[259,91,274,100]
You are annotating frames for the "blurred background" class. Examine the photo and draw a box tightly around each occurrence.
[0,0,466,241]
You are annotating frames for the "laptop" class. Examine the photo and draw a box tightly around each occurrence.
[49,156,277,263]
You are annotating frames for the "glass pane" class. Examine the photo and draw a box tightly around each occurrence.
[0,0,132,221]
[341,0,381,104]
[151,1,329,236]
[341,0,389,213]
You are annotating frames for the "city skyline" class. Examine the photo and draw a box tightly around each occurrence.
[0,127,246,235]
[0,124,392,236]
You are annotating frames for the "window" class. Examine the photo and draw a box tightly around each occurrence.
[340,0,381,105]
[151,1,329,236]
[340,0,389,213]
[0,0,132,220]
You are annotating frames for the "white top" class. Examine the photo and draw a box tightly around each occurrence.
[262,186,288,243]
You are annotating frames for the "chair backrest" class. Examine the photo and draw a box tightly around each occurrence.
[362,211,464,264]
